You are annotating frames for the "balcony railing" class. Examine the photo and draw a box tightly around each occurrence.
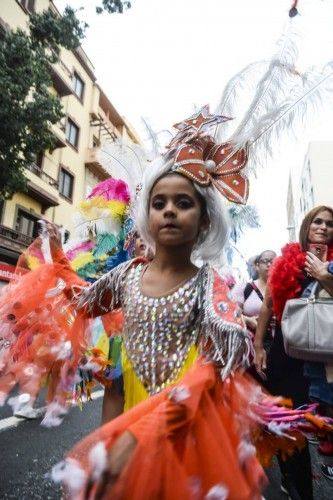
[0,225,34,247]
[27,163,59,189]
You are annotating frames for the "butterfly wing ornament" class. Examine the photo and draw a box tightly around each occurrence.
[168,105,249,205]
[206,142,249,205]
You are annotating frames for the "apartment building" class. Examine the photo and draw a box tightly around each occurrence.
[286,141,333,239]
[0,0,141,285]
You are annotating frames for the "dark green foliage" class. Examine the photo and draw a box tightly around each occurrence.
[95,0,131,15]
[0,7,86,200]
[29,6,87,56]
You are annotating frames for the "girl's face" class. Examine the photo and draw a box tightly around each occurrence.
[308,210,333,245]
[148,174,207,248]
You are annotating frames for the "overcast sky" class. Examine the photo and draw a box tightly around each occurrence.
[55,0,333,270]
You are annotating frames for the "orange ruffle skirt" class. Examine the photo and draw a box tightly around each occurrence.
[64,361,272,499]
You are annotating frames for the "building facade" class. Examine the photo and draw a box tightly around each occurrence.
[286,141,333,240]
[0,0,141,285]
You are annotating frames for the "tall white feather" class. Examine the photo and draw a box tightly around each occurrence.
[229,21,301,148]
[215,60,269,141]
[98,139,150,196]
[141,117,162,156]
[243,61,333,172]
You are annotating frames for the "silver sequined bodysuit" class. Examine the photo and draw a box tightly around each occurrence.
[75,259,251,390]
[122,263,200,395]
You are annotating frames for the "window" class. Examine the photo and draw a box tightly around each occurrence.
[16,209,39,238]
[73,72,85,101]
[59,168,74,200]
[36,152,44,169]
[18,0,35,13]
[65,118,79,149]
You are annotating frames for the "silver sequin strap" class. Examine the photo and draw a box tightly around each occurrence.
[199,266,253,380]
[72,259,135,314]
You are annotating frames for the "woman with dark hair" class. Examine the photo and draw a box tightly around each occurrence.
[255,205,333,498]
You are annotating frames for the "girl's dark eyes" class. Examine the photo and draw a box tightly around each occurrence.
[151,200,165,209]
[177,199,194,209]
[151,198,194,210]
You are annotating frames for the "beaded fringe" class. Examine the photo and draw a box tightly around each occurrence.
[199,266,252,380]
[72,260,133,313]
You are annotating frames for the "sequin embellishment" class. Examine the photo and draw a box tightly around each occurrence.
[122,265,199,395]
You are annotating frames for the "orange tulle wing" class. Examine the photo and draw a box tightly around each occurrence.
[102,309,124,337]
[0,263,90,411]
[63,361,322,499]
[66,362,267,500]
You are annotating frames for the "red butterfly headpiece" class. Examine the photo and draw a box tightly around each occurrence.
[165,105,249,205]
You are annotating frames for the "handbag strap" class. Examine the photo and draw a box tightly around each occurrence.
[309,281,321,300]
[244,281,264,302]
[251,281,264,301]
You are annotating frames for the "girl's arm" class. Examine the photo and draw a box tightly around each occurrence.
[253,286,273,376]
[47,223,123,317]
[53,246,115,317]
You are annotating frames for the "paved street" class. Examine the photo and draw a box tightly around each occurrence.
[265,452,333,500]
[0,389,104,500]
[1,390,333,499]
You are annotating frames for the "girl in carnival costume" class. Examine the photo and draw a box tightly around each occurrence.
[39,107,325,499]
[2,0,331,423]
[1,0,333,490]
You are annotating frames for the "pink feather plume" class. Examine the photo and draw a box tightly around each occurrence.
[87,178,130,204]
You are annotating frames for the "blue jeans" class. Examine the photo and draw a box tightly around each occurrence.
[304,361,333,405]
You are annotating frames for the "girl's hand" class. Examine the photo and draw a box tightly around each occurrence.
[87,431,137,498]
[43,221,62,251]
[245,316,257,331]
[254,344,267,379]
[305,252,329,280]
[107,431,137,476]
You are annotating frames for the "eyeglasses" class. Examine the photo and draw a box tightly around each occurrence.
[312,218,333,228]
[259,259,274,265]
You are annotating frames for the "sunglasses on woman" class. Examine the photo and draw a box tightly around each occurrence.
[312,218,333,228]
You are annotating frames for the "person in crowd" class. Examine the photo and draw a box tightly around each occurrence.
[301,207,333,479]
[254,205,333,498]
[233,250,276,339]
[233,250,277,385]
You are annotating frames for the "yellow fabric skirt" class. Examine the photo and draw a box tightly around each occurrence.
[122,345,198,411]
